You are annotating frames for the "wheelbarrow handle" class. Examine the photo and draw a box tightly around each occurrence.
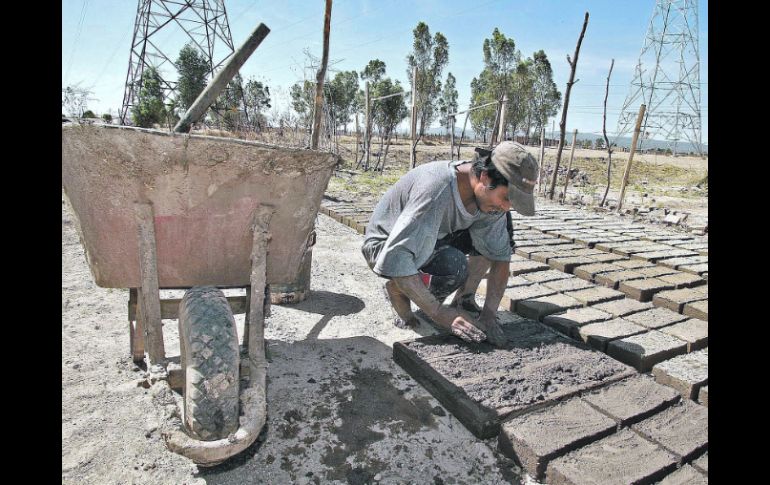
[174,22,271,133]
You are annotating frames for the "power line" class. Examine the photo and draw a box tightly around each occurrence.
[63,0,90,85]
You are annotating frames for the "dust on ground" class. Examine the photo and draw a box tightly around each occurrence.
[62,194,529,484]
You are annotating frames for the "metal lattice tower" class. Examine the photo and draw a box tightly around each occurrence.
[615,0,703,155]
[119,0,241,125]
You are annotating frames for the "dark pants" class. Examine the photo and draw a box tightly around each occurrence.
[419,212,514,302]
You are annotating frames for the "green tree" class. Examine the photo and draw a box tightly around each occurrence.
[243,77,271,130]
[101,113,113,123]
[469,69,497,143]
[505,58,534,139]
[290,80,315,135]
[82,110,97,118]
[370,77,408,169]
[131,66,166,128]
[595,137,605,150]
[528,50,561,141]
[406,22,449,157]
[327,70,360,133]
[437,72,459,136]
[361,59,386,83]
[175,44,211,111]
[482,28,519,140]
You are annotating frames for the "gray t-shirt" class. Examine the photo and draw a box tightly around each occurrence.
[363,160,512,278]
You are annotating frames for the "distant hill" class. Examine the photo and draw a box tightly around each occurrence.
[409,126,708,155]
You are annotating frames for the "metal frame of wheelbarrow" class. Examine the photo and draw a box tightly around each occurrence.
[126,201,277,466]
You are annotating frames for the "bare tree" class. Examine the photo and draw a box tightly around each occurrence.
[600,59,615,207]
[548,12,589,200]
[311,0,333,150]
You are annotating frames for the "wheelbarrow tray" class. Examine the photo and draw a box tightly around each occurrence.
[62,123,339,288]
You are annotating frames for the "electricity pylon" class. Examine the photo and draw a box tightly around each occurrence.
[616,0,703,156]
[119,0,243,126]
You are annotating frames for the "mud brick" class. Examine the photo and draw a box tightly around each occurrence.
[635,266,679,278]
[675,242,708,252]
[631,249,698,262]
[658,272,706,289]
[531,248,586,264]
[607,330,688,372]
[509,259,551,275]
[660,319,708,352]
[516,244,582,258]
[546,429,678,485]
[697,386,708,408]
[477,276,532,297]
[619,278,675,302]
[657,255,708,269]
[514,239,553,248]
[564,286,625,306]
[658,464,708,485]
[542,307,613,336]
[393,320,635,439]
[543,278,595,292]
[577,318,648,351]
[592,298,654,317]
[498,398,616,481]
[652,349,708,400]
[595,270,646,289]
[652,288,708,313]
[632,400,708,461]
[691,285,708,297]
[522,270,575,284]
[573,263,624,281]
[549,256,599,273]
[659,239,696,246]
[500,284,557,311]
[593,241,634,252]
[584,252,626,264]
[582,375,680,426]
[613,259,655,270]
[683,300,708,321]
[612,244,670,257]
[624,307,688,329]
[516,293,584,321]
[677,263,708,275]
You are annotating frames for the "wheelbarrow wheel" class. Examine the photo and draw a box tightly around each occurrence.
[178,286,241,441]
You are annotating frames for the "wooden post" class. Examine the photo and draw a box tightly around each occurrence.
[457,111,470,159]
[562,129,578,201]
[354,112,360,165]
[410,66,418,168]
[364,82,370,169]
[134,202,165,365]
[617,104,647,212]
[242,286,251,348]
[497,94,508,144]
[247,206,275,373]
[128,288,144,363]
[449,115,455,160]
[310,0,332,149]
[538,126,546,195]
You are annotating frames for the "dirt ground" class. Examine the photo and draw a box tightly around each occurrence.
[62,193,531,484]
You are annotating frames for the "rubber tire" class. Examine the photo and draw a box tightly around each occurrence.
[178,286,241,441]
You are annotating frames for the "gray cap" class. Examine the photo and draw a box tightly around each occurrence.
[489,141,538,216]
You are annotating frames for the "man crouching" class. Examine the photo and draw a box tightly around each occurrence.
[361,141,538,345]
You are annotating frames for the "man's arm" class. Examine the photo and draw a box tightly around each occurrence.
[477,259,509,346]
[392,274,487,343]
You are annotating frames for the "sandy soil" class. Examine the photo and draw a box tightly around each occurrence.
[62,195,529,484]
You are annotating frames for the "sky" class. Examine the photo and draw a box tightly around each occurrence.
[62,0,708,143]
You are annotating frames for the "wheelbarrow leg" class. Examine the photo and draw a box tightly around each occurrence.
[247,205,275,374]
[135,202,165,365]
[128,288,145,364]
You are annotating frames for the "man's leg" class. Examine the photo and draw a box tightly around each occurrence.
[384,279,420,328]
[449,254,490,314]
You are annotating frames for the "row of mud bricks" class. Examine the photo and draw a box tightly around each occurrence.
[321,198,708,483]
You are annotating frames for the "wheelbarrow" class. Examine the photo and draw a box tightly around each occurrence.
[61,22,339,466]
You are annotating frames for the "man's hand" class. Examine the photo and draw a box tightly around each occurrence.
[434,307,486,343]
[477,313,507,347]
